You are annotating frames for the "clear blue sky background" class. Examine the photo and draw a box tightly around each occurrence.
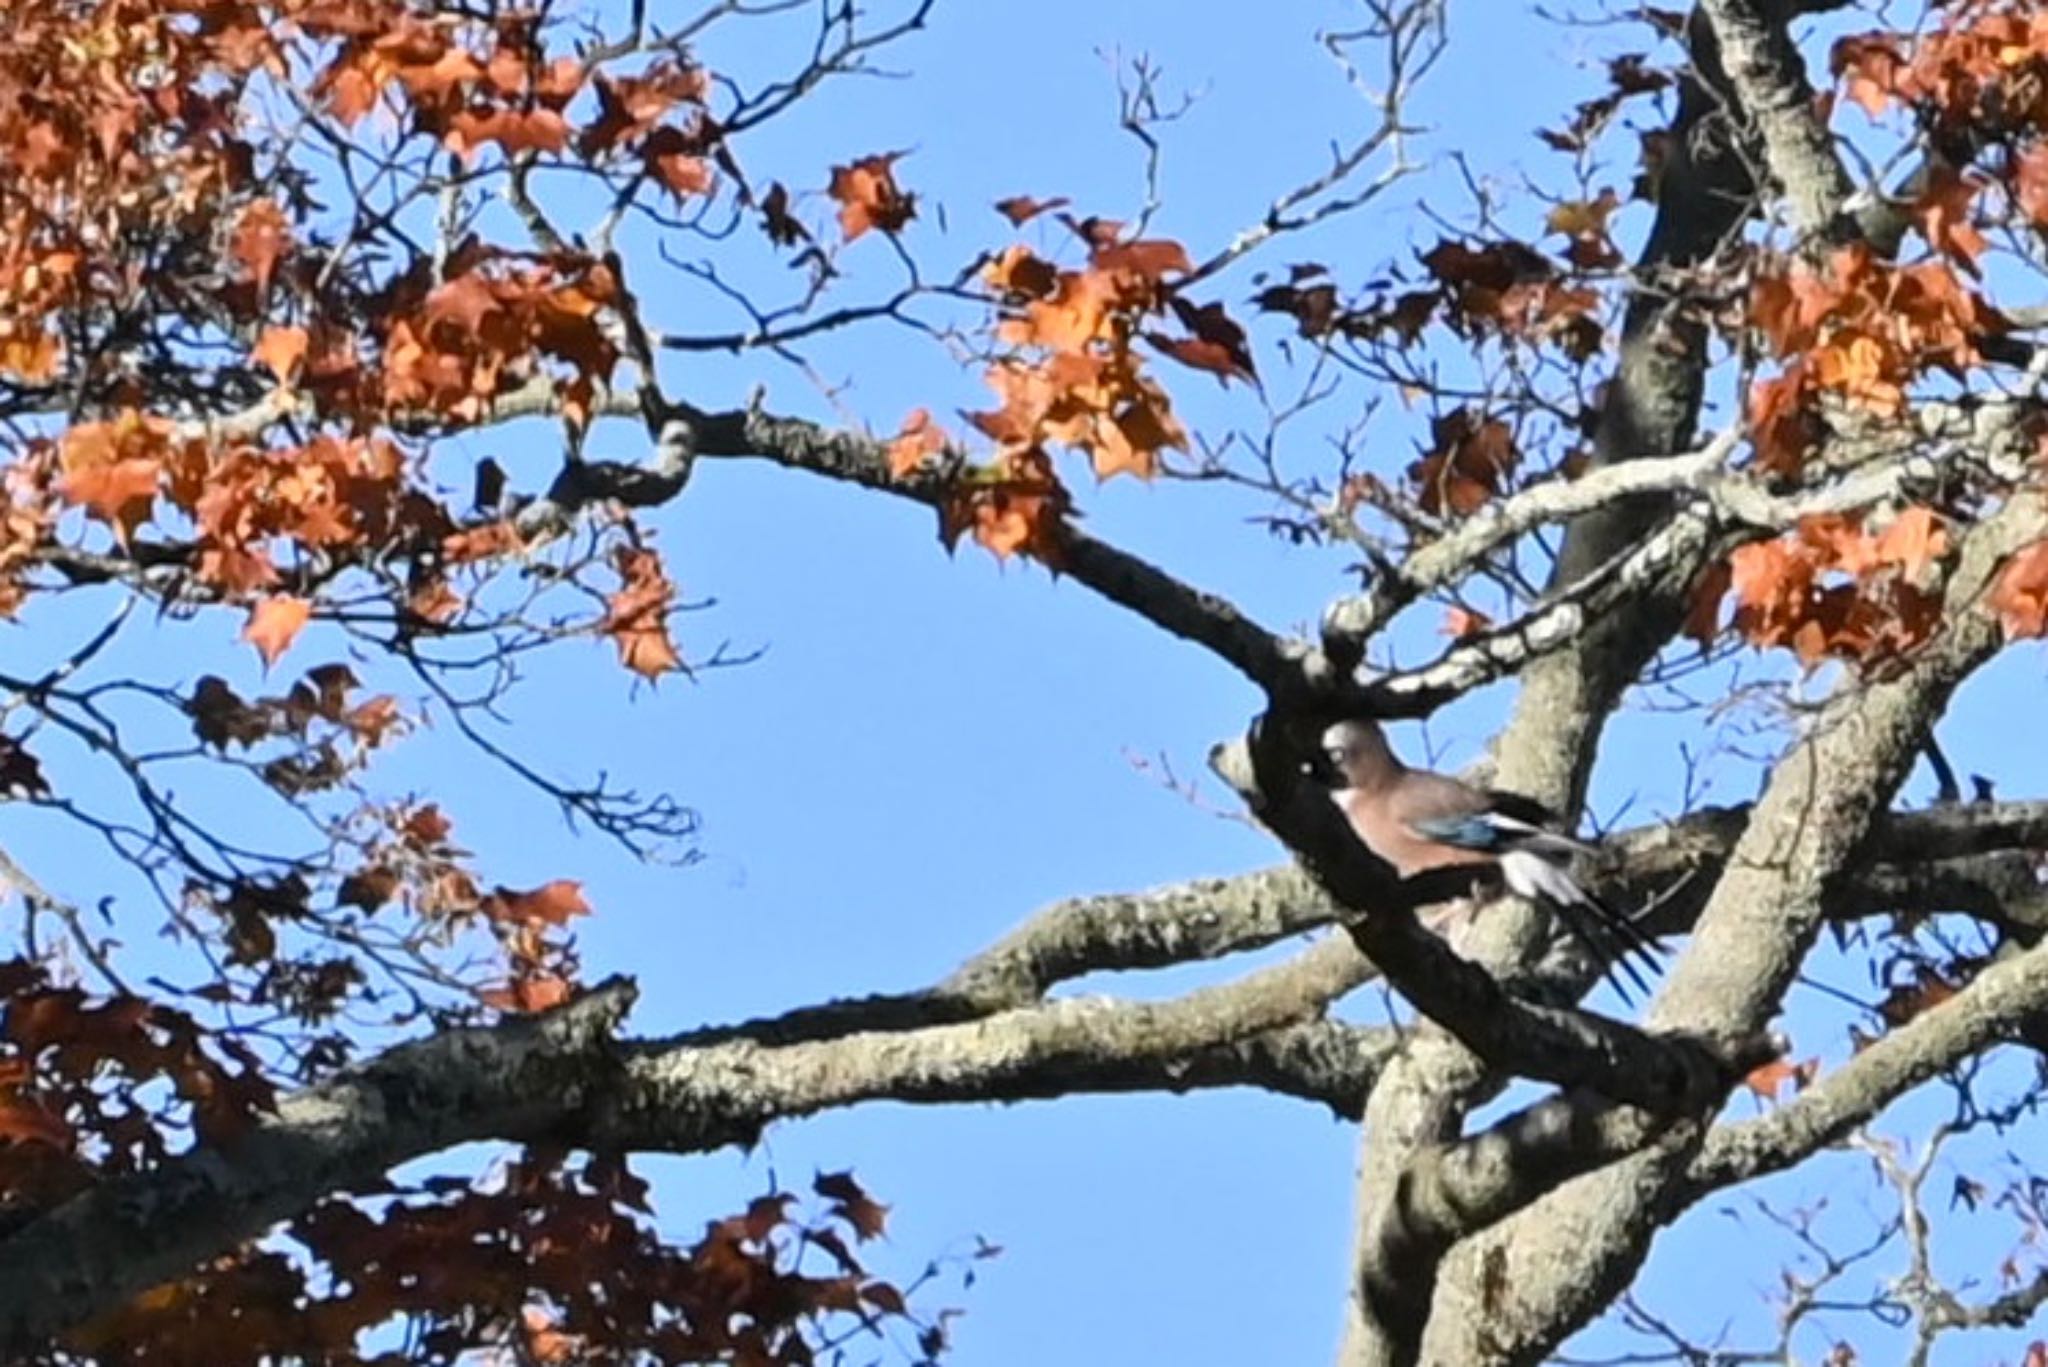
[9,1,2048,1362]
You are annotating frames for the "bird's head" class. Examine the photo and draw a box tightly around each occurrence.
[1319,719,1400,788]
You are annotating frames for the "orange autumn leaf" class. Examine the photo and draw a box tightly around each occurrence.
[1441,605,1492,639]
[484,879,591,926]
[401,803,454,849]
[1090,389,1186,481]
[0,1096,71,1149]
[2019,145,2048,228]
[940,450,1071,562]
[230,199,291,296]
[0,329,61,382]
[1831,33,1906,118]
[604,547,682,680]
[242,596,312,669]
[480,973,574,1015]
[1879,966,1962,1026]
[982,245,1059,300]
[1090,238,1193,281]
[997,270,1115,351]
[815,1170,890,1241]
[887,408,947,479]
[648,148,714,199]
[994,194,1071,225]
[1743,1055,1819,1103]
[1914,164,1988,270]
[1408,409,1518,516]
[1991,541,2048,640]
[60,459,160,542]
[442,521,523,564]
[251,326,309,384]
[445,107,572,162]
[1873,505,1948,580]
[409,579,463,623]
[1682,559,1733,647]
[1543,188,1622,240]
[829,152,916,241]
[1160,296,1258,386]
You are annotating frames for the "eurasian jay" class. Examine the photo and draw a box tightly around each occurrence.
[1318,719,1663,1000]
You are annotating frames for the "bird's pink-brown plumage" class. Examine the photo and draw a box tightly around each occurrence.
[1319,718,1663,1001]
[1333,771,1502,877]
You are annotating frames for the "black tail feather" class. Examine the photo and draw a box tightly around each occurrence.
[1555,888,1665,1005]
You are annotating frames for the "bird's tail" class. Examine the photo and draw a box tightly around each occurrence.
[1499,850,1665,1004]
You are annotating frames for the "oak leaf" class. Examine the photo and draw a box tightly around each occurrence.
[251,326,309,384]
[1990,541,2048,640]
[242,596,312,669]
[1743,1055,1818,1103]
[815,1170,889,1241]
[1408,410,1518,517]
[60,459,160,543]
[829,152,916,241]
[484,880,591,926]
[480,974,572,1014]
[887,408,947,479]
[604,547,683,680]
[1441,606,1492,639]
[230,200,291,296]
[994,194,1070,225]
[1090,238,1192,281]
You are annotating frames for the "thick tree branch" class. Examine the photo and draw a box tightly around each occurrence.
[687,404,1313,695]
[0,938,1372,1350]
[1684,937,2048,1197]
[1697,0,1858,239]
[939,865,1335,1007]
[1421,488,2048,1366]
[0,981,642,1353]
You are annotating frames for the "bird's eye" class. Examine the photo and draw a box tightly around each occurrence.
[1324,747,1347,766]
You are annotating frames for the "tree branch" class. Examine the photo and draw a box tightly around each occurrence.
[1685,937,2048,1197]
[1420,488,2048,1365]
[0,939,1372,1349]
[1207,725,1763,1114]
[1697,0,1858,239]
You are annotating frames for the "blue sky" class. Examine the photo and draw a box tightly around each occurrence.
[10,0,2048,1362]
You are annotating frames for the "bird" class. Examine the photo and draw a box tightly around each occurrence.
[1317,718,1664,1002]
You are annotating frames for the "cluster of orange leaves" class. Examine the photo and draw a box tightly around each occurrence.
[1254,216,1624,366]
[885,205,1258,560]
[313,4,717,195]
[0,0,287,387]
[56,1148,934,1365]
[1407,409,1522,518]
[0,958,275,1225]
[1419,237,1607,362]
[328,799,591,1016]
[829,153,917,241]
[9,249,683,672]
[175,665,590,1016]
[1824,4,2048,646]
[1689,507,1951,666]
[0,1,700,677]
[1833,3,2048,149]
[1746,244,2001,474]
[373,249,625,427]
[190,663,402,804]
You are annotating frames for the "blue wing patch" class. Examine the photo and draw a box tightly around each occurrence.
[1407,814,1512,851]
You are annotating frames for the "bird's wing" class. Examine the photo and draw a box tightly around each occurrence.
[1499,851,1665,1005]
[1403,782,1600,859]
[1387,773,1510,852]
[1483,789,1561,828]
